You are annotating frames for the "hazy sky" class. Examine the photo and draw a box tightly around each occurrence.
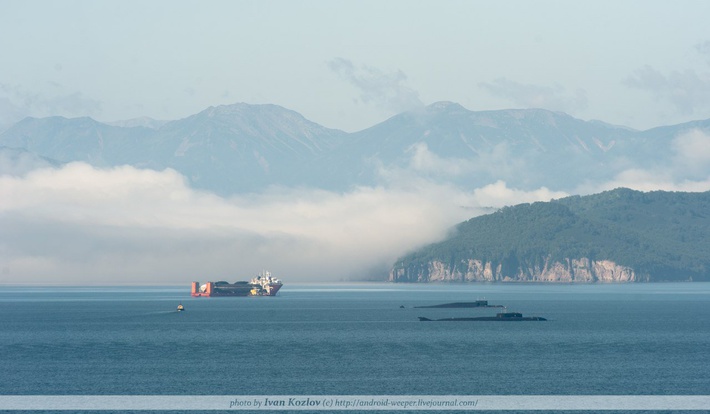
[2,0,710,132]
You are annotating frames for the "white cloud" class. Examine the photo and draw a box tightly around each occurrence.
[587,168,710,193]
[0,162,565,285]
[672,129,710,171]
[377,141,527,189]
[328,58,424,114]
[0,163,465,284]
[405,142,476,177]
[472,181,568,208]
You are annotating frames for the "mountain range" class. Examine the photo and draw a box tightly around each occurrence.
[2,102,710,194]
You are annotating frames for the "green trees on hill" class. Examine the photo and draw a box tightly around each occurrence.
[392,188,710,282]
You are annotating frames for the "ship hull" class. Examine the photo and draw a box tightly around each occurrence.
[259,283,282,296]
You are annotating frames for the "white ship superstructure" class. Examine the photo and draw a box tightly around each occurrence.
[249,270,283,296]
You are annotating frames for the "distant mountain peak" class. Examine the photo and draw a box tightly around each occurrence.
[16,115,101,128]
[203,102,295,117]
[426,101,466,112]
[184,102,345,139]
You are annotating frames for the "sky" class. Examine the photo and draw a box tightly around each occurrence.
[2,1,710,285]
[2,1,710,132]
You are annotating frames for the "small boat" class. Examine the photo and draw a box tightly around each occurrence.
[177,303,184,312]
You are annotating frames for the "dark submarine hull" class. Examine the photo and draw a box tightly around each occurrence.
[414,300,504,309]
[418,312,547,321]
[418,316,547,321]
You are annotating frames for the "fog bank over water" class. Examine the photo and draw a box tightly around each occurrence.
[0,162,571,284]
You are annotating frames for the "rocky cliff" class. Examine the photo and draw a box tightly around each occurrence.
[389,256,646,283]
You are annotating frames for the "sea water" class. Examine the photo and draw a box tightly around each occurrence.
[0,283,708,412]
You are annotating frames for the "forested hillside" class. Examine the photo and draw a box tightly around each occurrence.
[390,189,710,282]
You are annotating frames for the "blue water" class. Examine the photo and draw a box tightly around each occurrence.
[0,283,709,411]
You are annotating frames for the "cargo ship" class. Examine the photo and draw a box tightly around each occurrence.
[191,271,283,297]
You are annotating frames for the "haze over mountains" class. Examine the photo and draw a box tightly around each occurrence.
[1,102,710,284]
[3,101,710,195]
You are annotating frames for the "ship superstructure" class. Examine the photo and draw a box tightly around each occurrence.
[249,270,283,296]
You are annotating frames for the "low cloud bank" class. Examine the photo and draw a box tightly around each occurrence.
[0,162,564,285]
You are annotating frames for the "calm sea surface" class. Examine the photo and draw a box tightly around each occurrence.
[0,283,708,412]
